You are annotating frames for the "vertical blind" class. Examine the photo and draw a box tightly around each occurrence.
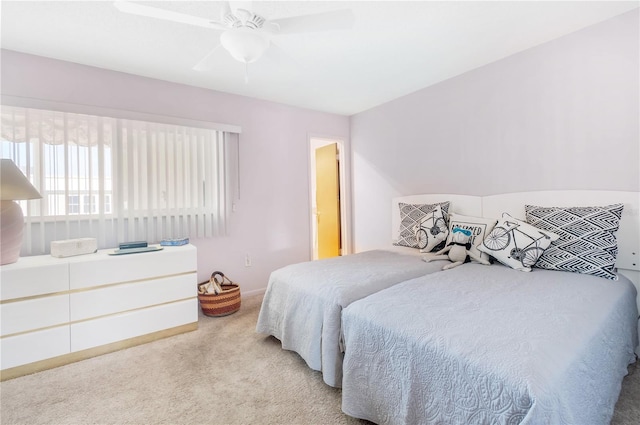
[1,105,232,255]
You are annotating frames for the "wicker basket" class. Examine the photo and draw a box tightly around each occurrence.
[197,272,241,317]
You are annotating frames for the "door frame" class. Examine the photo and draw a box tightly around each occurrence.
[308,135,352,260]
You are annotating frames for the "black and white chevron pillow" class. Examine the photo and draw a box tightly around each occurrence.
[394,201,450,248]
[524,203,624,280]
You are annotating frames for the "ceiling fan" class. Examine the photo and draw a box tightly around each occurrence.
[113,1,355,82]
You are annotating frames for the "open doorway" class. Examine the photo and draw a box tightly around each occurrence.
[309,137,350,260]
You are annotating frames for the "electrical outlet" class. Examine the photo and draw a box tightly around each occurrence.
[245,253,252,267]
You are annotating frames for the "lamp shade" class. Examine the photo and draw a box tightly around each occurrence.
[0,159,42,201]
[220,28,270,64]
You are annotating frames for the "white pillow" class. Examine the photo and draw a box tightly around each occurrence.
[416,205,449,253]
[478,213,559,272]
[444,213,497,262]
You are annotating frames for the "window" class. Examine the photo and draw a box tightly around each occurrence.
[1,105,234,256]
[68,195,80,215]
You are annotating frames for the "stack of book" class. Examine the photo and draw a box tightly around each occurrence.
[160,237,189,246]
[110,241,163,255]
[119,241,148,250]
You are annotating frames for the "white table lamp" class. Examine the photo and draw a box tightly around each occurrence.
[1,159,42,265]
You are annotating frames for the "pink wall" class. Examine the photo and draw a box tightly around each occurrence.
[1,49,350,294]
[350,10,639,252]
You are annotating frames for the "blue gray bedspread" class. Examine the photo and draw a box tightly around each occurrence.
[341,263,639,424]
[255,249,446,387]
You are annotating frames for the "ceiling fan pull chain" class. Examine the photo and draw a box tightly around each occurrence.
[244,63,249,84]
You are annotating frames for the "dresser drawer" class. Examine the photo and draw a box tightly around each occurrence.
[1,326,70,369]
[68,245,197,289]
[0,260,68,301]
[1,294,70,337]
[69,273,196,321]
[70,298,198,352]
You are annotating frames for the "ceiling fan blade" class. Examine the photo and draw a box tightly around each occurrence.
[228,1,253,15]
[192,44,223,72]
[220,1,232,22]
[113,1,228,31]
[269,9,355,35]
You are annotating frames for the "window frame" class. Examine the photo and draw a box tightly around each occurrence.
[1,97,241,255]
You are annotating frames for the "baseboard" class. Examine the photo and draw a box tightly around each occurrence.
[241,288,266,298]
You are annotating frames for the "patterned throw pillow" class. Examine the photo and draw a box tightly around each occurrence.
[416,205,449,253]
[524,204,624,280]
[394,202,450,249]
[444,214,498,262]
[478,213,559,272]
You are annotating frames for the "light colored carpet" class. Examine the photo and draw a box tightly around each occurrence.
[1,294,638,424]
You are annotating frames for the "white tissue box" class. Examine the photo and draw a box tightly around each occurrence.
[50,238,98,258]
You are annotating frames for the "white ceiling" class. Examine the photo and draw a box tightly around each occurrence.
[1,1,638,116]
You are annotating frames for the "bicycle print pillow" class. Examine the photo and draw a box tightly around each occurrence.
[394,201,450,249]
[524,203,623,280]
[478,213,559,272]
[416,205,449,253]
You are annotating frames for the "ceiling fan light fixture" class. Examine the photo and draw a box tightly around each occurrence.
[220,29,270,64]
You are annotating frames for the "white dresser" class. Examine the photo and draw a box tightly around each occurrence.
[0,244,198,380]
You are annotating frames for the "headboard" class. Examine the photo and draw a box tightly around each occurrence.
[392,191,639,273]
